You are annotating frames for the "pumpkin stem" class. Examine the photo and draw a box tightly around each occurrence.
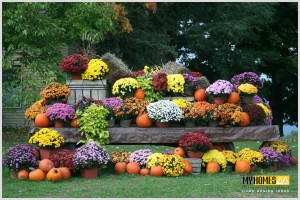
[29,167,36,171]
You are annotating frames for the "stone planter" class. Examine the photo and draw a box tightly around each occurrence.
[120,119,132,128]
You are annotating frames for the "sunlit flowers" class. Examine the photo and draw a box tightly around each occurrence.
[146,153,164,169]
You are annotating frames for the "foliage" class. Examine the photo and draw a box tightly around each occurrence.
[25,99,47,120]
[238,83,258,96]
[129,149,153,167]
[60,54,89,73]
[206,80,233,98]
[2,144,38,171]
[82,59,109,80]
[158,154,185,177]
[78,104,110,145]
[136,76,163,102]
[46,103,75,122]
[73,140,110,170]
[202,150,227,171]
[236,148,264,166]
[111,151,131,163]
[40,82,71,101]
[231,72,264,91]
[147,100,182,122]
[259,147,283,167]
[74,96,103,118]
[179,130,213,152]
[112,77,139,97]
[49,149,76,171]
[166,74,185,94]
[146,153,164,169]
[28,128,65,148]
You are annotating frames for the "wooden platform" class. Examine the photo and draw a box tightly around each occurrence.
[29,125,280,145]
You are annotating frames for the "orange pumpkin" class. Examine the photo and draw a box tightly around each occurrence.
[183,160,193,175]
[29,169,45,181]
[174,147,185,158]
[126,162,140,175]
[235,160,251,174]
[227,92,240,104]
[194,89,207,101]
[136,113,152,128]
[34,113,50,127]
[46,168,63,181]
[291,157,298,165]
[39,159,54,173]
[71,118,80,128]
[58,167,71,180]
[18,169,29,180]
[134,88,145,99]
[140,168,150,176]
[150,165,163,177]
[239,112,250,127]
[115,162,127,174]
[206,161,220,174]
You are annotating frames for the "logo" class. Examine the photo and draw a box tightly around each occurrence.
[243,176,290,186]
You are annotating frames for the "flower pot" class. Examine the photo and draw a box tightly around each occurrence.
[71,72,82,80]
[240,96,253,104]
[120,119,132,127]
[214,97,225,105]
[186,151,204,158]
[39,148,62,160]
[81,167,98,179]
[107,118,115,128]
[208,120,219,127]
[184,121,196,128]
[54,120,64,128]
[267,164,279,171]
[155,121,171,128]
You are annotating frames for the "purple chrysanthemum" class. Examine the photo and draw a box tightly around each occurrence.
[130,149,153,167]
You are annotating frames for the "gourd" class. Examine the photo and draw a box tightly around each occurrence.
[227,92,240,104]
[174,147,185,158]
[115,162,127,174]
[29,169,45,181]
[18,169,29,180]
[150,165,163,177]
[134,88,145,99]
[235,160,251,174]
[194,89,207,101]
[46,168,63,181]
[34,113,50,127]
[239,112,250,127]
[206,161,220,174]
[39,159,54,173]
[140,168,150,176]
[183,160,193,175]
[126,162,140,175]
[136,113,152,128]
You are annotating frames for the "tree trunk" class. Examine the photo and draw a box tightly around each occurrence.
[269,82,284,137]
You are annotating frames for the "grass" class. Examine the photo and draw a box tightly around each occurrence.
[2,129,298,198]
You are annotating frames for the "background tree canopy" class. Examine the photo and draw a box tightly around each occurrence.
[2,2,297,135]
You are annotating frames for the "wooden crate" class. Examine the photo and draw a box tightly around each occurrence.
[185,158,202,176]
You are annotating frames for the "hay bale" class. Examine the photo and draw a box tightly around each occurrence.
[101,53,132,84]
[158,61,191,75]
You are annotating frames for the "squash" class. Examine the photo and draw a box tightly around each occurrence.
[140,168,150,176]
[34,113,50,127]
[39,159,54,173]
[71,118,80,128]
[58,167,71,180]
[150,165,163,177]
[46,168,63,181]
[183,160,193,175]
[134,88,145,99]
[136,113,152,128]
[239,112,250,127]
[29,169,45,181]
[194,89,207,101]
[18,169,29,180]
[115,162,127,174]
[206,161,220,174]
[174,147,185,158]
[126,162,140,175]
[235,160,251,174]
[227,92,240,104]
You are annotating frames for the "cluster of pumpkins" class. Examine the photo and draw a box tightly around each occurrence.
[17,159,71,181]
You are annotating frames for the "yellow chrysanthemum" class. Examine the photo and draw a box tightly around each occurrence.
[29,128,64,148]
[82,59,109,80]
[238,83,258,95]
[112,78,139,97]
[167,74,185,94]
[202,150,227,171]
[172,98,191,108]
[236,148,263,165]
[256,103,271,116]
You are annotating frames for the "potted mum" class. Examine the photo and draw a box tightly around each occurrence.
[73,140,110,179]
[25,99,47,121]
[259,147,283,171]
[206,80,233,105]
[40,82,71,105]
[147,100,182,128]
[202,150,228,172]
[179,130,213,158]
[112,77,139,99]
[114,102,138,127]
[29,128,65,159]
[242,103,266,125]
[193,101,212,125]
[166,74,185,95]
[130,149,153,168]
[181,104,199,127]
[2,144,39,177]
[49,149,76,173]
[231,72,264,91]
[46,103,75,127]
[102,97,123,127]
[158,154,185,177]
[152,72,168,96]
[81,59,109,80]
[60,54,89,80]
[222,150,237,173]
[236,148,263,171]
[182,73,198,96]
[238,83,258,104]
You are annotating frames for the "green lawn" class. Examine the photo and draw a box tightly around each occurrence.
[2,128,298,198]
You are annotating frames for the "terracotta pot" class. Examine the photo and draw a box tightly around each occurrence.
[155,121,171,128]
[214,97,225,105]
[120,119,132,127]
[54,120,64,128]
[186,151,204,158]
[184,121,196,128]
[39,148,62,160]
[71,73,82,80]
[81,167,98,179]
